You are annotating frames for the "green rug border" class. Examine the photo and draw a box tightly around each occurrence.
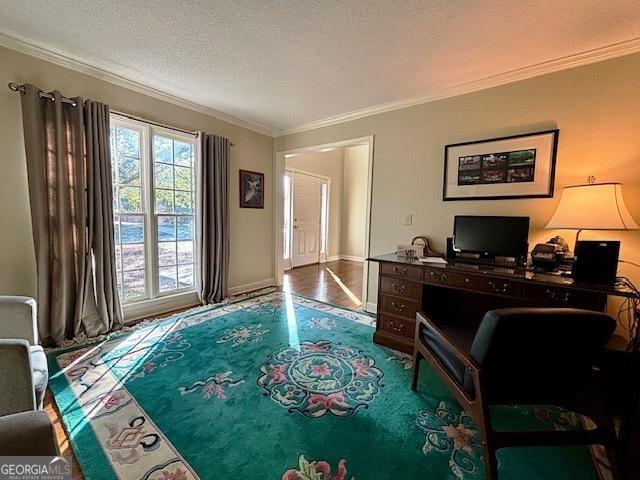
[280,289,376,319]
[47,350,113,480]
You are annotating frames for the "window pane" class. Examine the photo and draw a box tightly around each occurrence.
[155,189,174,213]
[159,266,177,292]
[175,191,193,214]
[122,243,145,271]
[174,141,192,166]
[122,270,145,299]
[154,136,173,163]
[116,127,140,157]
[174,166,191,191]
[177,241,193,265]
[118,157,141,186]
[119,187,142,213]
[157,216,176,241]
[158,242,177,267]
[177,217,193,240]
[178,265,194,288]
[154,163,173,189]
[120,215,144,244]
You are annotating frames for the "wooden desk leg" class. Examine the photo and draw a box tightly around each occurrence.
[411,351,422,391]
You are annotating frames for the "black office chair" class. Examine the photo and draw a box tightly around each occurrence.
[412,308,618,480]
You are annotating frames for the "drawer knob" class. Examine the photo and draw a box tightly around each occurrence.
[546,289,570,303]
[437,273,447,284]
[393,266,408,276]
[391,301,406,312]
[392,283,406,294]
[389,318,404,332]
[488,281,509,293]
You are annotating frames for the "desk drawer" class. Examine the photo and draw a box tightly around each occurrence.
[477,278,520,297]
[378,313,415,338]
[423,269,469,288]
[380,276,421,300]
[379,295,419,320]
[523,284,603,309]
[380,262,422,280]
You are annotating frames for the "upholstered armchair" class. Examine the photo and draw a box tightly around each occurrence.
[0,410,58,455]
[412,308,618,480]
[0,296,48,416]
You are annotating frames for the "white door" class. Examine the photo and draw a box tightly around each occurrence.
[292,172,322,267]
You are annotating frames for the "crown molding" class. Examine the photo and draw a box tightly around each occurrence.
[276,37,640,136]
[0,32,276,137]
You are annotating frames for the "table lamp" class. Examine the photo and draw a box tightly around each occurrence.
[546,181,639,246]
[545,181,638,285]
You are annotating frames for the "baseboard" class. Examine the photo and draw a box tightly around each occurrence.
[365,302,377,314]
[228,278,276,296]
[321,255,364,263]
[340,255,364,262]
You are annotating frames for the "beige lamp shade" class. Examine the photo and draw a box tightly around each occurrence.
[546,183,639,230]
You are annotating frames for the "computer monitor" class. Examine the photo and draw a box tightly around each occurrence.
[453,215,529,265]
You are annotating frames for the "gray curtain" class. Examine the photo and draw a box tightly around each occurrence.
[197,133,230,304]
[82,100,124,336]
[20,84,123,345]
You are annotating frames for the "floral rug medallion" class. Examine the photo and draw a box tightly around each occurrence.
[257,340,384,418]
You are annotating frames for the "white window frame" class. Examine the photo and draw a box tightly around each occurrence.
[110,114,199,320]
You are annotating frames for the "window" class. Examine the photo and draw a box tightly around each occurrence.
[110,115,196,303]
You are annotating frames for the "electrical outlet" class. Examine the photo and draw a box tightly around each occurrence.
[404,213,412,225]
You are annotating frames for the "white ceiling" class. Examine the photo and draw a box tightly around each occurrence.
[2,1,640,136]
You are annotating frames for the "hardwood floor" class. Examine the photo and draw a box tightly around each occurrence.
[44,390,84,479]
[283,259,363,310]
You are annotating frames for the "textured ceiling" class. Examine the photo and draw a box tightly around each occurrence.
[2,1,640,134]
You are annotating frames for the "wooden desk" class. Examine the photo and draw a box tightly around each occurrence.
[369,253,639,447]
[369,253,635,353]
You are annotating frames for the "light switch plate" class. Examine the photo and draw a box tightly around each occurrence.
[404,213,412,225]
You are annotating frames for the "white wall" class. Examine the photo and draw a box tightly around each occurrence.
[276,53,640,319]
[341,145,368,260]
[0,45,274,299]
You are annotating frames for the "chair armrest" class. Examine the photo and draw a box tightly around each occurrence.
[0,410,58,455]
[416,313,482,373]
[0,339,36,416]
[0,296,38,344]
[416,313,485,404]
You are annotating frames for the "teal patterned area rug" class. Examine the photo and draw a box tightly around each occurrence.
[48,292,610,480]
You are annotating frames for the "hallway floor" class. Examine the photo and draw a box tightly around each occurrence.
[283,259,363,310]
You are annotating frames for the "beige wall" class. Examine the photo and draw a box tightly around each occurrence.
[276,53,640,313]
[286,150,344,259]
[341,145,368,259]
[0,45,274,297]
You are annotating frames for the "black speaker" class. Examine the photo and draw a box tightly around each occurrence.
[446,237,455,260]
[573,240,620,286]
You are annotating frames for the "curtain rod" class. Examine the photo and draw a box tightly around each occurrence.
[7,82,234,146]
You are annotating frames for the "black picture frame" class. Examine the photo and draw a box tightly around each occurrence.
[443,129,559,201]
[239,169,264,209]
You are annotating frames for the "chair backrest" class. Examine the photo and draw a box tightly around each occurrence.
[469,308,616,404]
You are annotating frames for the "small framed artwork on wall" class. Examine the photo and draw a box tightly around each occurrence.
[443,129,559,201]
[239,169,264,208]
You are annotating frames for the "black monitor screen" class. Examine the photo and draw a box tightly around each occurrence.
[453,215,529,259]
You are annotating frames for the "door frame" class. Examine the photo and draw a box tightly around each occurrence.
[284,167,331,270]
[274,135,375,312]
